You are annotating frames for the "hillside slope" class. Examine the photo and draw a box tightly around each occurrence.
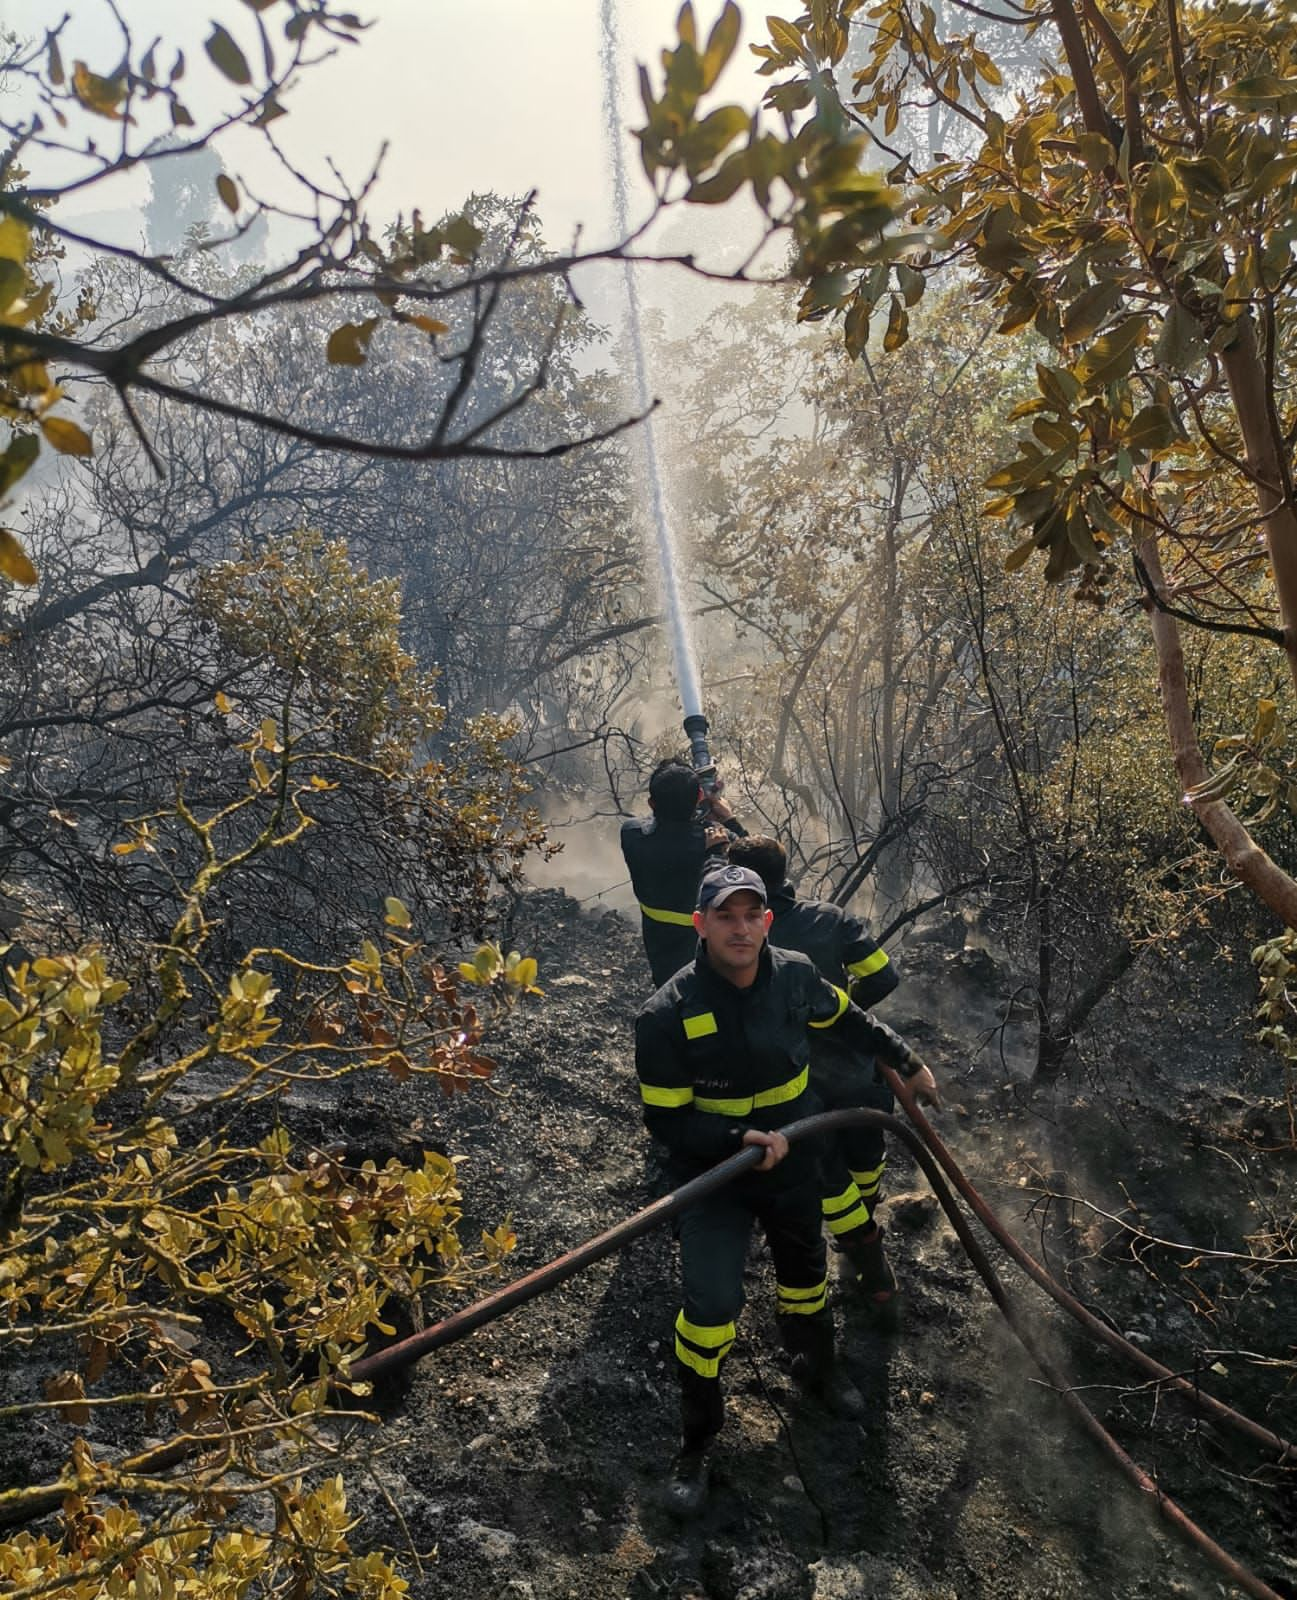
[299,891,1297,1599]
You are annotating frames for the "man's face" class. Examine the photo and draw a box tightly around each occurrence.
[693,891,772,971]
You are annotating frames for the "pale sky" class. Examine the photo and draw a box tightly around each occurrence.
[11,0,792,264]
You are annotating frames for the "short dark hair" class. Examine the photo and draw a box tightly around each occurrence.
[726,834,786,893]
[648,759,699,821]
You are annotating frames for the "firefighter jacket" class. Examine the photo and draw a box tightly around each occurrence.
[620,813,746,987]
[635,942,919,1183]
[766,879,897,1007]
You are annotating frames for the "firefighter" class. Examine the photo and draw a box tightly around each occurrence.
[635,863,940,1515]
[620,758,746,988]
[727,835,926,1312]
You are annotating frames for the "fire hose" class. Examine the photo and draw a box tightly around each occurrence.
[348,1104,1292,1600]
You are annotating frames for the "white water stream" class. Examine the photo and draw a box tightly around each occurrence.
[598,0,705,725]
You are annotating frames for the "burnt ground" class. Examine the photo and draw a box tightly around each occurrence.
[316,890,1297,1600]
[6,888,1295,1598]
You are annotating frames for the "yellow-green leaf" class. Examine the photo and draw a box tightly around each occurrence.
[384,896,412,929]
[882,294,909,352]
[0,529,37,587]
[71,62,127,117]
[0,216,31,265]
[41,416,93,457]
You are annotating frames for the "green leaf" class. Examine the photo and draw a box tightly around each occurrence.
[895,262,925,307]
[443,215,484,257]
[1004,536,1037,573]
[1154,302,1207,372]
[326,317,380,366]
[1124,404,1178,452]
[205,24,252,86]
[384,896,412,929]
[1073,315,1147,389]
[1061,279,1121,344]
[0,433,40,496]
[768,15,805,56]
[1134,162,1177,236]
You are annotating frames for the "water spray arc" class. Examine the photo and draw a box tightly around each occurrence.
[599,0,716,786]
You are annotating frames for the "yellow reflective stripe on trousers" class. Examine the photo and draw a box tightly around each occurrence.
[676,1311,736,1349]
[675,1336,733,1378]
[851,1160,886,1196]
[848,949,890,978]
[776,1277,828,1315]
[675,1310,736,1378]
[695,1066,808,1117]
[826,1202,869,1235]
[808,984,850,1028]
[823,1182,869,1233]
[640,1082,694,1108]
[639,902,695,926]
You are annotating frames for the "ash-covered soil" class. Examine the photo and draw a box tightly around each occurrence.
[317,891,1297,1600]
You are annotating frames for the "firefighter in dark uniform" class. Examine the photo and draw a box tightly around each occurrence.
[635,863,940,1514]
[620,759,746,988]
[727,835,927,1310]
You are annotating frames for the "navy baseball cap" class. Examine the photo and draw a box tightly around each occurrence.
[697,864,768,911]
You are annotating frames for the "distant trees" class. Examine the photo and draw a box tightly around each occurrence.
[643,0,1297,931]
[664,283,1220,1072]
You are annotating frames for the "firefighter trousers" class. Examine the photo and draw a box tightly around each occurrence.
[813,1059,894,1245]
[672,1175,830,1447]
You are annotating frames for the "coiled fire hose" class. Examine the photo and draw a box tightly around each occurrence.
[348,1103,1291,1600]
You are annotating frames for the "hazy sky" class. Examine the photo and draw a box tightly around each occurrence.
[15,0,791,263]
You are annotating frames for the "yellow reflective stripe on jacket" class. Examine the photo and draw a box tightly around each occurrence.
[640,1082,694,1108]
[639,902,695,927]
[683,1012,718,1040]
[695,1066,808,1117]
[848,948,890,978]
[808,984,850,1029]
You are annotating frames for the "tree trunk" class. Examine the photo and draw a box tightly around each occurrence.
[1140,536,1297,928]
[1218,317,1297,697]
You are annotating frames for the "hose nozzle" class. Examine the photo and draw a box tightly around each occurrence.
[682,713,716,795]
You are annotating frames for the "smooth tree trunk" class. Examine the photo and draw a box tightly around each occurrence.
[1140,537,1297,929]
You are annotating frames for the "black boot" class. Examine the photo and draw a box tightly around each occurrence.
[665,1446,711,1517]
[665,1370,723,1517]
[840,1222,899,1322]
[790,1350,868,1420]
[784,1311,868,1421]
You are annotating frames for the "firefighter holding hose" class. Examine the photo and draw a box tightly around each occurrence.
[727,834,918,1314]
[635,862,940,1515]
[620,749,746,989]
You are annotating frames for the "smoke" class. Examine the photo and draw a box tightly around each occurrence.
[524,802,638,916]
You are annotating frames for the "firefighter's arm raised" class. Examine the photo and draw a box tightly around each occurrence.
[807,974,943,1109]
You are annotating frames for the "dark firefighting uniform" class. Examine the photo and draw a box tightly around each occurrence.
[620,813,747,987]
[766,880,899,1247]
[635,941,918,1439]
